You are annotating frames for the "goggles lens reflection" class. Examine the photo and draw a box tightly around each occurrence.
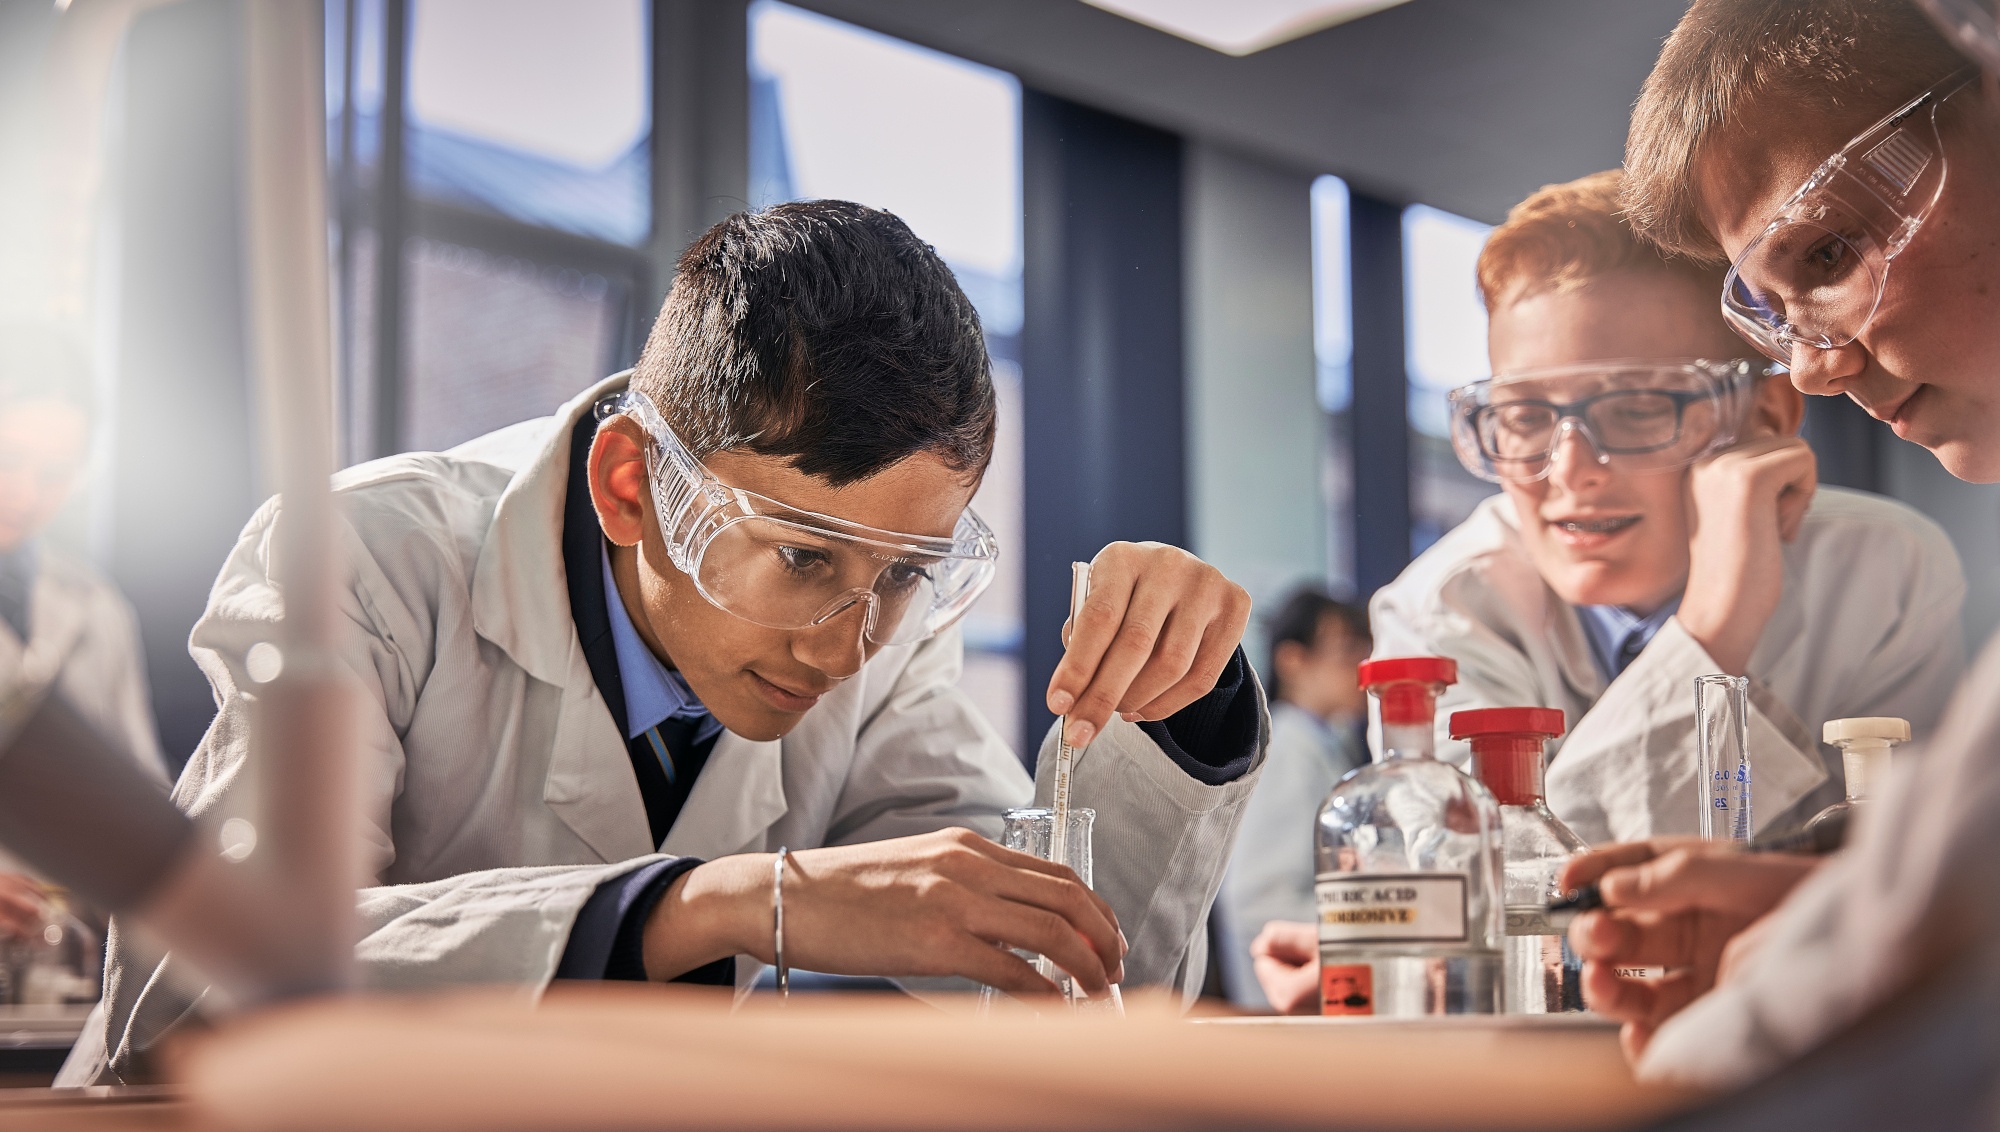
[693,515,962,645]
[602,390,998,647]
[1721,71,1970,363]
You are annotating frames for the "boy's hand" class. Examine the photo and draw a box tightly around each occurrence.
[1250,919,1322,1015]
[1046,542,1251,747]
[1560,839,1820,1061]
[1675,435,1816,675]
[647,829,1126,998]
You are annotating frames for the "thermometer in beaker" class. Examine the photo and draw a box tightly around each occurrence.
[1049,561,1091,870]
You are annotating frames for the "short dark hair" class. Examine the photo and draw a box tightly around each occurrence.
[1624,0,1963,264]
[1266,588,1369,703]
[631,200,996,487]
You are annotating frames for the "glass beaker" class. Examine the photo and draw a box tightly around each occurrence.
[1694,674,1753,843]
[977,807,1122,1014]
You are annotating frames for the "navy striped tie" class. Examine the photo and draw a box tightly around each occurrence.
[627,714,716,843]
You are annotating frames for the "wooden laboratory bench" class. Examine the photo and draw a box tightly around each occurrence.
[0,986,1699,1131]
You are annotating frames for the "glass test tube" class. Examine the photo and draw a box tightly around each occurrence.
[1694,674,1753,842]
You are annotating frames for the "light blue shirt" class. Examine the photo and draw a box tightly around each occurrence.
[1575,596,1683,684]
[600,543,723,747]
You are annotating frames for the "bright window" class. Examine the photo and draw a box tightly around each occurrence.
[1403,203,1499,555]
[1310,174,1355,596]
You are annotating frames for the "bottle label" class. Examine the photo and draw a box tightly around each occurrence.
[1320,963,1374,1016]
[1506,907,1561,936]
[1314,873,1469,944]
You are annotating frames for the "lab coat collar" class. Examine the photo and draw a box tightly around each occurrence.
[470,372,629,687]
[471,371,792,860]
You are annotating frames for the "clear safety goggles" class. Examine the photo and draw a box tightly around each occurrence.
[597,390,999,647]
[1721,70,1976,364]
[1448,359,1766,484]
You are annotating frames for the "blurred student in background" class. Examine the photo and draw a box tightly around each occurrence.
[1249,170,1965,1013]
[0,326,166,941]
[1217,589,1368,1009]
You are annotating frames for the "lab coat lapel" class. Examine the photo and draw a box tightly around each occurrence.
[470,373,628,688]
[472,371,656,863]
[659,729,787,859]
[542,643,656,864]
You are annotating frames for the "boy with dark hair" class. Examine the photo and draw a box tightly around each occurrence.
[79,202,1265,1080]
[1551,0,2000,1093]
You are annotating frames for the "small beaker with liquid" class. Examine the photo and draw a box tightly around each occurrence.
[977,807,1122,1014]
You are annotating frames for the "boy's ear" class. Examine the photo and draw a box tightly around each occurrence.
[588,420,651,547]
[1748,370,1806,439]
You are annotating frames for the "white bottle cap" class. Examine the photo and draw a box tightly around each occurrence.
[1822,716,1911,744]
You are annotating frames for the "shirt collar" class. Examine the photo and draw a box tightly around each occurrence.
[1574,596,1682,683]
[599,541,719,742]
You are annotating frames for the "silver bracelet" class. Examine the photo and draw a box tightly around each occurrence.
[772,847,790,999]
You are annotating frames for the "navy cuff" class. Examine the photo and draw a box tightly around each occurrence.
[556,857,731,985]
[1136,646,1259,786]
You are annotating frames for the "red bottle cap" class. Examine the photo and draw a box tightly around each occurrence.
[1450,707,1565,806]
[1357,657,1458,688]
[1447,707,1565,740]
[1358,657,1458,726]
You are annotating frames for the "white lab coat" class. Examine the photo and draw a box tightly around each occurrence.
[82,374,1265,1082]
[1369,491,1965,843]
[1640,627,2000,1087]
[0,547,164,784]
[1216,702,1364,1008]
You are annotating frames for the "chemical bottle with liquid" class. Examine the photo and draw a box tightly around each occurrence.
[1804,716,1910,839]
[1314,657,1503,1016]
[1451,707,1585,1014]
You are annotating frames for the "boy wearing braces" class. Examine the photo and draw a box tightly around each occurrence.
[76,202,1266,1080]
[1249,170,1963,1014]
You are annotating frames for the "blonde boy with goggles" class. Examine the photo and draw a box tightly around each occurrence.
[1248,170,1966,1015]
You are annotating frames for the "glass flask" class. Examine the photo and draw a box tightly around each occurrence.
[1314,657,1502,1016]
[1804,716,1910,839]
[1451,707,1585,1014]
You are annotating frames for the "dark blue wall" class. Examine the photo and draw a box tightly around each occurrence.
[1020,91,1185,761]
[1348,191,1410,598]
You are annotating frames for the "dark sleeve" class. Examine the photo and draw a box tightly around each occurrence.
[1135,646,1261,786]
[554,857,734,985]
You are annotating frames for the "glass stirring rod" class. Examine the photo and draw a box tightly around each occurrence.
[1049,561,1091,873]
